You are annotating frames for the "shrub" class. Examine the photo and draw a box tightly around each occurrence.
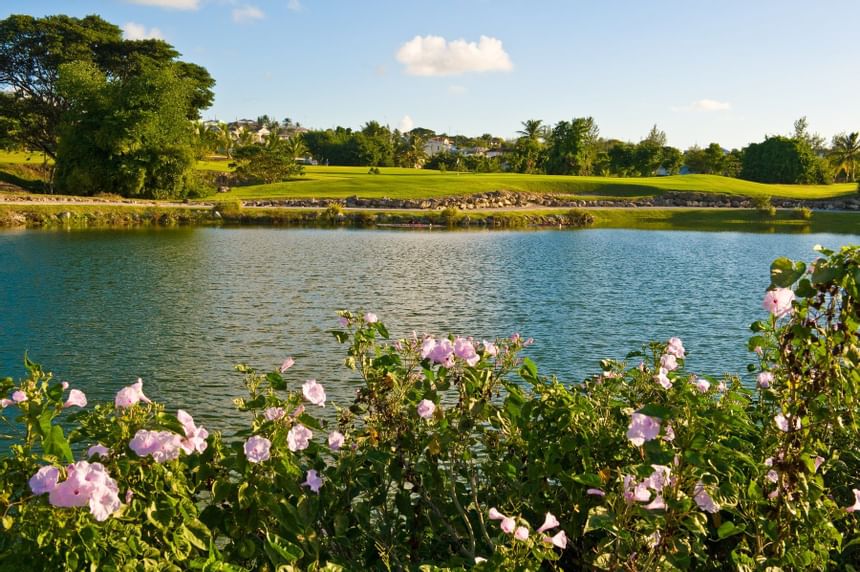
[753,195,777,217]
[0,246,858,569]
[795,206,813,220]
[566,208,595,227]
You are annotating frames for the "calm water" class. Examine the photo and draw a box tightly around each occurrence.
[1,227,857,434]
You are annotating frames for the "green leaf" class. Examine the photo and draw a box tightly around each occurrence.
[267,372,286,390]
[584,508,615,534]
[330,330,349,343]
[44,424,73,463]
[572,473,603,488]
[770,257,805,288]
[637,404,672,419]
[717,521,745,539]
[264,531,303,564]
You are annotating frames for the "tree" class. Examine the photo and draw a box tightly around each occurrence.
[0,14,214,160]
[544,117,599,175]
[659,146,683,175]
[53,61,199,198]
[631,125,668,176]
[607,141,636,176]
[231,135,303,184]
[792,116,826,154]
[517,119,544,141]
[829,132,860,182]
[740,136,831,184]
[283,133,308,162]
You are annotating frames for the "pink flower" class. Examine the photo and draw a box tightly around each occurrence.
[500,516,516,534]
[338,316,349,328]
[536,512,559,533]
[586,488,605,497]
[422,337,454,367]
[647,465,672,492]
[61,381,69,390]
[244,435,272,463]
[663,425,675,442]
[627,412,661,446]
[482,341,498,356]
[29,466,60,494]
[328,431,345,451]
[660,354,678,372]
[813,456,825,472]
[63,389,87,409]
[125,489,134,503]
[845,489,860,512]
[766,470,779,483]
[417,399,436,419]
[264,407,286,421]
[279,357,295,373]
[303,469,323,493]
[666,337,686,358]
[12,390,27,403]
[287,424,313,452]
[302,379,327,407]
[88,486,121,522]
[453,337,479,366]
[693,481,719,513]
[488,507,505,520]
[0,398,12,408]
[514,526,529,541]
[633,482,651,502]
[774,412,801,432]
[543,530,568,549]
[177,410,208,454]
[763,288,794,318]
[86,444,110,458]
[692,377,710,393]
[757,372,773,389]
[130,430,182,462]
[655,368,672,389]
[363,312,378,324]
[115,378,152,408]
[754,345,764,356]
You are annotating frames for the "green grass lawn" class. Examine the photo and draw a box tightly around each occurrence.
[209,168,858,202]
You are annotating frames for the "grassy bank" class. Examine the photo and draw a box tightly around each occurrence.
[2,202,857,234]
[1,151,857,202]
[212,169,857,201]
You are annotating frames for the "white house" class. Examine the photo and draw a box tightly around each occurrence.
[423,137,454,157]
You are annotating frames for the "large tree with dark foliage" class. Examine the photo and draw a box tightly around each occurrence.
[0,14,214,197]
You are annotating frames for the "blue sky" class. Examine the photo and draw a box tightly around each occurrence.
[3,1,859,148]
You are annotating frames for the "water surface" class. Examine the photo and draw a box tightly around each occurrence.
[1,227,856,433]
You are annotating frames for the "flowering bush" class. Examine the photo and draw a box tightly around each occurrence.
[0,245,858,570]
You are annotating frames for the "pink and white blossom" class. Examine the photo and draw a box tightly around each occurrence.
[363,312,378,323]
[29,466,60,494]
[0,398,12,408]
[287,424,313,452]
[660,354,678,372]
[417,399,436,419]
[693,481,719,513]
[655,368,672,389]
[488,507,505,520]
[845,489,860,512]
[627,412,661,446]
[543,530,568,549]
[813,456,825,472]
[130,430,182,463]
[500,516,516,534]
[666,337,686,358]
[763,288,795,318]
[45,461,121,522]
[177,409,208,454]
[11,390,27,403]
[644,495,666,510]
[244,435,272,463]
[514,526,529,541]
[115,378,152,408]
[453,337,480,366]
[757,371,773,389]
[86,444,110,459]
[586,488,605,497]
[774,411,801,432]
[264,407,286,421]
[328,431,345,451]
[279,357,295,373]
[302,379,326,407]
[482,340,498,356]
[303,469,323,493]
[63,389,87,409]
[692,377,710,393]
[536,512,559,533]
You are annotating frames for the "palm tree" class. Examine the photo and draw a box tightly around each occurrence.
[284,134,308,160]
[830,132,860,182]
[517,119,543,141]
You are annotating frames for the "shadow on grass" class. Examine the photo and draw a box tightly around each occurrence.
[0,169,49,193]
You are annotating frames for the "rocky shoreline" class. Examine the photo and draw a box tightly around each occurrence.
[243,190,860,211]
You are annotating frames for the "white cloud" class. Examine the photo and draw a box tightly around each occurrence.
[448,85,467,95]
[122,22,164,41]
[126,0,199,10]
[232,4,265,22]
[287,0,302,12]
[673,99,732,112]
[398,115,414,132]
[396,35,513,76]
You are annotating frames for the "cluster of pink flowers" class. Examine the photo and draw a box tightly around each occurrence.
[3,384,87,409]
[488,509,567,548]
[420,336,484,368]
[654,337,685,389]
[129,411,208,462]
[762,288,795,318]
[623,465,672,510]
[29,461,121,522]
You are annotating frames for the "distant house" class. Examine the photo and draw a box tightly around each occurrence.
[423,137,454,157]
[655,165,693,176]
[485,149,506,159]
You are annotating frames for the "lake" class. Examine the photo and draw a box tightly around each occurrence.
[1,227,857,434]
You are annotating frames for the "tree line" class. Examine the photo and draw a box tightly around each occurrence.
[1,14,858,199]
